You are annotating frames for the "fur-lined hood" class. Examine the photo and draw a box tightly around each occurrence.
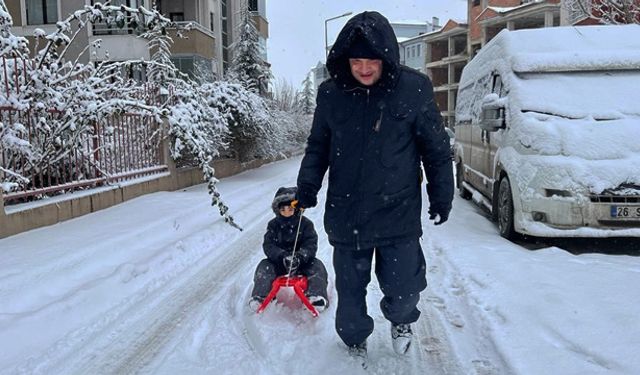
[326,11,400,90]
[271,186,297,214]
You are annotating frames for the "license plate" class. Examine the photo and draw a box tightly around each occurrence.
[610,206,640,218]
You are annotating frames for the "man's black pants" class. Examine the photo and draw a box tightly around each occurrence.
[333,238,427,346]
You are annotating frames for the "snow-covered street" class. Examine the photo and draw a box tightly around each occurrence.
[1,156,640,374]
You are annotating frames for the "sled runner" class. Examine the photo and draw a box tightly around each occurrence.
[256,275,319,317]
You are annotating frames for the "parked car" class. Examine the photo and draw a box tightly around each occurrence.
[453,25,640,240]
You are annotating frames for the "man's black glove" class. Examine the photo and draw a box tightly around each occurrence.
[428,205,450,226]
[295,186,317,209]
[283,254,301,273]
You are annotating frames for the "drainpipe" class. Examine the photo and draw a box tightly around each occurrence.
[0,178,7,238]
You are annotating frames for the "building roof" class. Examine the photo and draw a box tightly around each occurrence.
[476,0,560,22]
[391,20,430,26]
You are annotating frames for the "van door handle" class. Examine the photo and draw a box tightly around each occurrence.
[481,130,490,144]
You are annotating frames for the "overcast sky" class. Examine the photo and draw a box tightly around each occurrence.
[266,0,468,87]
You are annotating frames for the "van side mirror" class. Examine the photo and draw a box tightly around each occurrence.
[480,105,505,132]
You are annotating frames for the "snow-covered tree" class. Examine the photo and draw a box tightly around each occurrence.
[227,10,272,96]
[193,59,217,84]
[0,1,28,57]
[299,74,316,115]
[1,0,310,230]
[1,1,166,196]
[166,79,245,230]
[563,0,640,24]
[271,78,299,113]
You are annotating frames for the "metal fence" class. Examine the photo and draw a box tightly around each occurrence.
[0,56,168,205]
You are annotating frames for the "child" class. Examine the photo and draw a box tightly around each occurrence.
[249,186,329,312]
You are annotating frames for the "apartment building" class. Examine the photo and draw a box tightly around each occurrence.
[423,20,469,128]
[419,0,562,127]
[396,17,441,72]
[7,0,269,81]
[312,61,329,89]
[468,0,561,56]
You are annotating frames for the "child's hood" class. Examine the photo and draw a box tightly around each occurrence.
[271,186,297,214]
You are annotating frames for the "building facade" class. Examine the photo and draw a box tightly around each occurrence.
[396,17,441,72]
[424,20,469,128]
[7,0,269,81]
[418,0,566,127]
[468,0,561,57]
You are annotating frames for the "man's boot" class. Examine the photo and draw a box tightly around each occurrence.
[391,323,413,355]
[347,341,367,368]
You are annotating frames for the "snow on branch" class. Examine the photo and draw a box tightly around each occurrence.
[227,10,273,96]
[0,0,310,231]
[564,0,640,24]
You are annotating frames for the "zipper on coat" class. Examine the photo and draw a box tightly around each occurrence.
[354,88,371,245]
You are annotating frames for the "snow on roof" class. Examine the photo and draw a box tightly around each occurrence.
[486,0,548,15]
[398,32,431,44]
[391,20,429,26]
[498,25,640,72]
[487,6,519,13]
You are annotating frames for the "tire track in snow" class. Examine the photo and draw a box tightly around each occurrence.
[27,159,300,374]
[79,159,304,373]
[0,159,300,324]
[72,208,270,375]
[421,238,513,375]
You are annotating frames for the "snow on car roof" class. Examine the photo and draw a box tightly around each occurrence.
[497,25,640,72]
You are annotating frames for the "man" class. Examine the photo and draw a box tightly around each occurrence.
[295,11,453,361]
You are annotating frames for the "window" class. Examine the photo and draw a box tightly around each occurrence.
[492,74,503,96]
[26,0,58,25]
[472,0,480,6]
[91,0,142,35]
[170,13,185,22]
[248,0,258,12]
[171,56,195,77]
[221,0,230,71]
[417,44,421,57]
[210,12,215,32]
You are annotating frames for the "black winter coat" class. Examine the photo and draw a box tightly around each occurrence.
[297,11,454,248]
[263,213,318,266]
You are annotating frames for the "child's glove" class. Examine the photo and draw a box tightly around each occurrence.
[290,200,305,212]
[283,254,301,272]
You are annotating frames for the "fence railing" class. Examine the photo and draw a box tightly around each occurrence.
[0,56,168,206]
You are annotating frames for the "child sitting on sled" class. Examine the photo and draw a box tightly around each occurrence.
[249,186,329,312]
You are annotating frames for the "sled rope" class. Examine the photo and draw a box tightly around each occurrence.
[286,208,305,281]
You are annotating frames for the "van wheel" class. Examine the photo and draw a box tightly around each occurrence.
[456,162,471,200]
[497,177,517,239]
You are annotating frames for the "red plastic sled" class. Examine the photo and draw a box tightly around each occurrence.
[256,275,319,317]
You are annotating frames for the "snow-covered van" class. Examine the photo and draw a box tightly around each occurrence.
[454,25,640,239]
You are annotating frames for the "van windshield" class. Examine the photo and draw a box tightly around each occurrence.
[513,70,640,119]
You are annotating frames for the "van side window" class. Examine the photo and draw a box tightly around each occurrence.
[492,74,503,96]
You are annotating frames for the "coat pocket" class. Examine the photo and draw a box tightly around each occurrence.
[377,104,413,169]
[373,186,414,207]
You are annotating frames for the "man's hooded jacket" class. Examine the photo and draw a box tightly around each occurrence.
[297,11,454,248]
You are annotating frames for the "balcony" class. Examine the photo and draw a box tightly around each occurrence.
[168,22,217,60]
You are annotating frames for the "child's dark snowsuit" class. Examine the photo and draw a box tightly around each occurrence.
[251,187,329,302]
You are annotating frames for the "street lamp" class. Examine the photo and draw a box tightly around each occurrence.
[324,12,353,60]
